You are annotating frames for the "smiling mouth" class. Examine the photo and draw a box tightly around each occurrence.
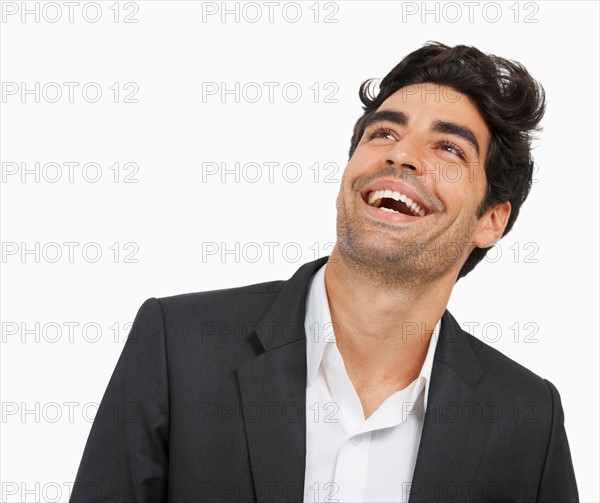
[363,189,427,217]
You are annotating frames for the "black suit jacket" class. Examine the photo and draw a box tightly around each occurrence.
[70,256,579,502]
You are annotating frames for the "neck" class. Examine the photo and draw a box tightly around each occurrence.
[323,246,454,386]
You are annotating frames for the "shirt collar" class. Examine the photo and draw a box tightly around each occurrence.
[305,262,332,387]
[304,261,441,411]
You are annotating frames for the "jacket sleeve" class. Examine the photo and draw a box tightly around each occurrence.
[70,297,169,503]
[536,379,578,502]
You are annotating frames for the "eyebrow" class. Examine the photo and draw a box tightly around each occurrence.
[431,119,480,157]
[362,110,481,157]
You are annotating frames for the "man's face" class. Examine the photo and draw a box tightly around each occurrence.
[335,82,507,287]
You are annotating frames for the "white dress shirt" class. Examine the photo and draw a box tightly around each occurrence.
[303,262,441,503]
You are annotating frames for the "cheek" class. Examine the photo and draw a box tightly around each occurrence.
[340,151,370,187]
[339,161,355,193]
[439,162,463,184]
[442,178,485,217]
[436,177,468,213]
[335,171,348,210]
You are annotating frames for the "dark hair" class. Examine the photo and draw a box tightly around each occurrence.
[348,41,546,280]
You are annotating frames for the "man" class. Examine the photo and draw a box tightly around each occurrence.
[70,42,578,502]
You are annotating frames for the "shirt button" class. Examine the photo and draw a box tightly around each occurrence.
[350,435,362,446]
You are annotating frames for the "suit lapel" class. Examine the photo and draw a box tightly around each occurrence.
[236,257,489,502]
[408,310,488,502]
[236,256,329,503]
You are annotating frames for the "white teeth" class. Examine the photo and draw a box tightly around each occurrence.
[379,206,398,213]
[367,189,426,217]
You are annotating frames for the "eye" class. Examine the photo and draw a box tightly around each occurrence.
[367,126,397,141]
[437,139,467,160]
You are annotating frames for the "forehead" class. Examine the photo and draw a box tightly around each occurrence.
[378,83,491,153]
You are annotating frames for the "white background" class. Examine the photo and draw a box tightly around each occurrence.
[1,0,598,501]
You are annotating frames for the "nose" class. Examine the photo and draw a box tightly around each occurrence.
[385,137,423,175]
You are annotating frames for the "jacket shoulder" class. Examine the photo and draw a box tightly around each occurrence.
[145,279,287,344]
[462,327,554,401]
[156,278,285,308]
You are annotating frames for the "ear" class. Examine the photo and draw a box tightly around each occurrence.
[472,201,512,248]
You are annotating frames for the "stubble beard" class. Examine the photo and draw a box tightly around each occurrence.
[334,201,477,290]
